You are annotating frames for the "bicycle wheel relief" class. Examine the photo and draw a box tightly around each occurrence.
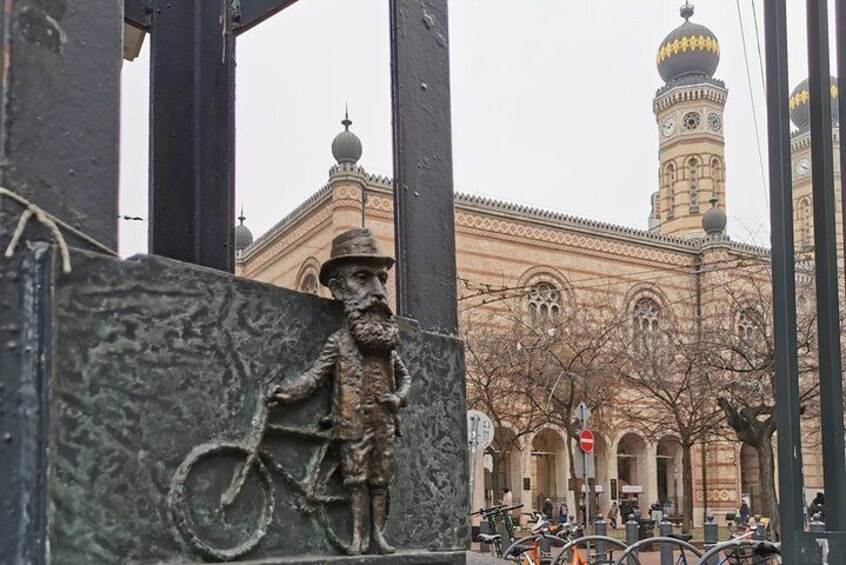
[168,397,351,561]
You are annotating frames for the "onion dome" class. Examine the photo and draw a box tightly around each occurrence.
[657,3,720,84]
[331,108,363,165]
[234,208,253,252]
[702,197,726,236]
[789,76,840,129]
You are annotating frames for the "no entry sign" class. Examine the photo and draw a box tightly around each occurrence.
[579,429,595,453]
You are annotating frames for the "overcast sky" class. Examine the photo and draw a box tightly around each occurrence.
[118,0,839,257]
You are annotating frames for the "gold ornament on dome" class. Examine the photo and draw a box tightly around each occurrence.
[789,84,838,110]
[656,35,720,65]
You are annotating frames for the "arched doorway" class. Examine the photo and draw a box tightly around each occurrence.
[617,432,648,511]
[740,444,761,515]
[488,426,522,507]
[531,428,568,514]
[656,437,683,517]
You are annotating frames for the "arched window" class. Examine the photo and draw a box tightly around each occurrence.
[710,157,724,200]
[633,297,661,349]
[300,274,319,295]
[528,282,561,323]
[687,157,700,214]
[798,197,813,249]
[663,162,676,219]
[737,308,765,361]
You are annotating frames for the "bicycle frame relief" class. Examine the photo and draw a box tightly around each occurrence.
[169,397,350,561]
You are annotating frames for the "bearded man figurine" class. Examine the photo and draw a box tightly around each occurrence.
[270,228,410,555]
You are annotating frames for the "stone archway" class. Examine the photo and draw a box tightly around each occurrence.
[617,432,649,511]
[531,428,568,514]
[487,426,523,505]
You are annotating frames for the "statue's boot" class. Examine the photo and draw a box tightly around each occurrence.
[370,488,395,554]
[348,487,367,555]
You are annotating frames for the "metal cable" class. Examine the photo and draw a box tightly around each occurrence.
[736,0,771,213]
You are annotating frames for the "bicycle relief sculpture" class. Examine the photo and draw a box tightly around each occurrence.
[170,229,411,561]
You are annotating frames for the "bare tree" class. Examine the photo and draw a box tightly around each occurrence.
[462,310,543,505]
[461,283,618,520]
[700,259,819,535]
[607,300,723,533]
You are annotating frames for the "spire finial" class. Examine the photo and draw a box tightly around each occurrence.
[238,204,246,225]
[342,103,352,131]
[680,1,694,21]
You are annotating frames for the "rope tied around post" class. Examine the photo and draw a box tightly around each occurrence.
[0,187,120,273]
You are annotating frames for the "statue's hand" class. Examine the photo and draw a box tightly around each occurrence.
[379,393,402,412]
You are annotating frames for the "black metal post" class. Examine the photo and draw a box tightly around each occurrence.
[837,0,846,264]
[389,0,459,335]
[807,0,846,531]
[148,0,237,272]
[763,0,803,560]
[0,1,122,560]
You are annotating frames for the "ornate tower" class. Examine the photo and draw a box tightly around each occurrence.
[653,3,728,238]
[788,76,842,254]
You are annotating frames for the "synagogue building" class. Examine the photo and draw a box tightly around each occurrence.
[235,5,840,526]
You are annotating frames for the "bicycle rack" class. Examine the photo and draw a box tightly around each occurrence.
[697,539,781,563]
[551,536,629,565]
[612,536,703,565]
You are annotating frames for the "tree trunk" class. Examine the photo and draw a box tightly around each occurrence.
[682,441,694,533]
[756,436,780,535]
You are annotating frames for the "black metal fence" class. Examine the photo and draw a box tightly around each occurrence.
[765,0,846,560]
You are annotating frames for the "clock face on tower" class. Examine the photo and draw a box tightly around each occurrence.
[662,118,676,138]
[708,112,722,132]
[795,158,810,176]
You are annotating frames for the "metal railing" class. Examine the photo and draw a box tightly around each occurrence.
[547,515,781,565]
[764,0,846,560]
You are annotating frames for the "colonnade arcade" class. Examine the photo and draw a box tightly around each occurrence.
[470,427,686,524]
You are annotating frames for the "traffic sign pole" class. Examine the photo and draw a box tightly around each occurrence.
[579,427,595,538]
[468,414,479,502]
[466,410,493,512]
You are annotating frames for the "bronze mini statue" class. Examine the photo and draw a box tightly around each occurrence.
[270,228,410,555]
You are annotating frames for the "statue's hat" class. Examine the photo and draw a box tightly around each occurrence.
[319,228,395,286]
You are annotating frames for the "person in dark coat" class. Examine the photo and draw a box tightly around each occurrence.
[542,498,554,521]
[739,500,750,525]
[809,492,825,520]
[619,499,632,523]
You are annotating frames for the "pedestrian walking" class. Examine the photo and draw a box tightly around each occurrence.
[619,498,632,523]
[501,487,513,507]
[558,502,568,524]
[739,500,750,525]
[542,498,554,521]
[607,501,619,529]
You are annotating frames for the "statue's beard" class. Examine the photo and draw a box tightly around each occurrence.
[344,295,400,354]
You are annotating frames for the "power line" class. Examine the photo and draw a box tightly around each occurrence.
[457,254,764,304]
[458,256,772,313]
[735,0,770,214]
[750,0,767,91]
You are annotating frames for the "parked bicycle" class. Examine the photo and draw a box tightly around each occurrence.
[500,512,570,564]
[169,397,348,561]
[471,503,524,560]
[547,519,627,565]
